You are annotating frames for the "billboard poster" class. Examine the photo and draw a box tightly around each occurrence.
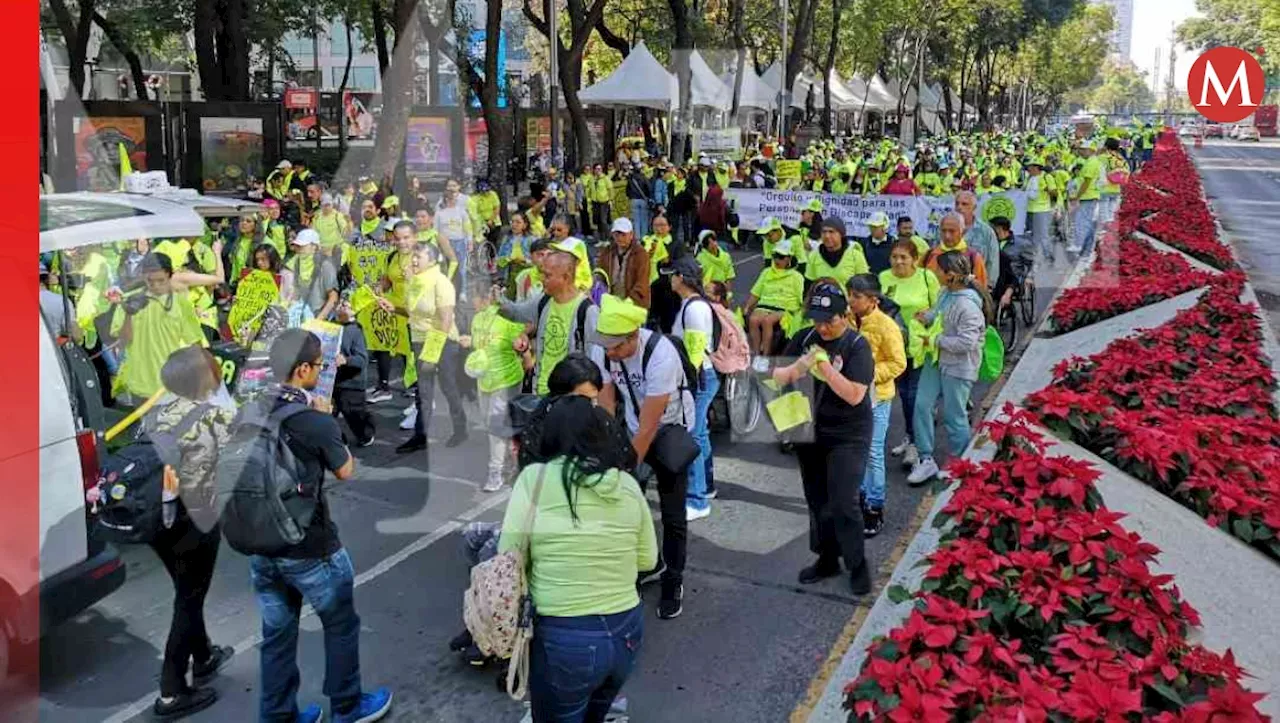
[527,116,551,159]
[200,117,264,195]
[466,118,489,170]
[405,116,454,176]
[74,116,147,192]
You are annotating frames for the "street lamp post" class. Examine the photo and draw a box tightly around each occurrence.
[779,0,788,140]
[549,0,560,173]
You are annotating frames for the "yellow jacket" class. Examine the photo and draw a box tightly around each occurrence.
[855,307,906,403]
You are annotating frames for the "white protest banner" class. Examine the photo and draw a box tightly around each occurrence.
[692,127,742,158]
[725,189,1028,239]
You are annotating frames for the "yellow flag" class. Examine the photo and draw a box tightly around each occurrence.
[766,390,813,433]
[118,142,132,190]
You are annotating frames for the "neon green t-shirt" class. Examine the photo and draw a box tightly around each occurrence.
[643,234,671,284]
[696,247,736,285]
[750,266,805,313]
[110,293,208,399]
[1078,156,1103,201]
[536,296,583,395]
[805,242,869,286]
[312,211,351,252]
[1025,174,1052,214]
[470,306,526,393]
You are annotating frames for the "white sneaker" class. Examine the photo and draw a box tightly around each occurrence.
[482,477,504,493]
[402,403,416,417]
[890,439,911,457]
[902,444,920,468]
[752,356,769,374]
[686,505,710,521]
[907,457,939,486]
[400,408,418,430]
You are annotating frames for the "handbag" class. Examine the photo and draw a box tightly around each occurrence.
[616,354,699,477]
[462,463,549,700]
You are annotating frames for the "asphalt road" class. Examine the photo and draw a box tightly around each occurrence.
[19,237,1067,723]
[1190,138,1280,331]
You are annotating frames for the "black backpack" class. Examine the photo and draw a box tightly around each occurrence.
[640,331,704,393]
[214,400,316,556]
[91,403,210,545]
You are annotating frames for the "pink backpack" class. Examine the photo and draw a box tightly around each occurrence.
[707,301,750,374]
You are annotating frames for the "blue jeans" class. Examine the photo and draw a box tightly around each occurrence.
[861,400,892,509]
[1028,210,1053,262]
[912,363,975,460]
[687,367,720,511]
[251,549,363,723]
[896,360,921,445]
[449,236,469,293]
[530,605,644,723]
[1073,200,1098,256]
[630,199,650,239]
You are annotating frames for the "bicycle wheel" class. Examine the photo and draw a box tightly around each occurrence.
[1020,283,1037,326]
[999,302,1018,352]
[726,370,762,436]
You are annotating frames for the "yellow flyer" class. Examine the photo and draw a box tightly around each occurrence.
[227,270,280,345]
[766,390,812,432]
[419,328,448,364]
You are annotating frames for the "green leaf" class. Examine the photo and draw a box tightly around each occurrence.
[1015,603,1034,618]
[886,585,913,604]
[921,578,942,592]
[1233,518,1256,544]
[873,640,900,661]
[1149,681,1185,706]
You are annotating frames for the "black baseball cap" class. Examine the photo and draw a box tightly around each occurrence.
[805,282,848,322]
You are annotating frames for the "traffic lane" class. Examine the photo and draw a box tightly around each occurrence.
[35,416,501,722]
[1192,142,1280,324]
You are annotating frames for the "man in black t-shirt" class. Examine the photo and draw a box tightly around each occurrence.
[250,329,393,723]
[772,281,875,595]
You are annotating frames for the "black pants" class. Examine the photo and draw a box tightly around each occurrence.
[333,386,376,445]
[796,441,868,575]
[149,517,221,696]
[579,208,594,238]
[638,460,688,586]
[412,339,467,439]
[593,201,612,236]
[371,350,393,388]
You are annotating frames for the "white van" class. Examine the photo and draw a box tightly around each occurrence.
[2,191,260,677]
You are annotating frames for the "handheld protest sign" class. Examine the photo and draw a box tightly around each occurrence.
[302,319,344,401]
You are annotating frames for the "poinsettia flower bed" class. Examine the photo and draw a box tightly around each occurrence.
[1123,138,1237,270]
[1029,274,1280,562]
[1047,232,1213,334]
[844,413,1266,722]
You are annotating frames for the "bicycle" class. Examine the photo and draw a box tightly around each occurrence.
[996,277,1036,352]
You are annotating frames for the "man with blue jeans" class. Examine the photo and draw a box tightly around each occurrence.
[254,329,393,723]
[626,164,653,240]
[435,178,475,298]
[1072,141,1101,258]
[669,257,719,520]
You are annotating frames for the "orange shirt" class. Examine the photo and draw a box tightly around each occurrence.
[922,245,989,290]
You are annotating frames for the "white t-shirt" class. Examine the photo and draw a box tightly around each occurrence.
[436,196,470,241]
[593,328,695,435]
[672,296,714,372]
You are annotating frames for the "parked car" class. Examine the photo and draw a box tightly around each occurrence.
[13,190,261,679]
[1232,124,1261,141]
[1205,122,1225,138]
[1178,122,1203,138]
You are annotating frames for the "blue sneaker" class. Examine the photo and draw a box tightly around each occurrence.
[297,704,324,723]
[333,689,393,723]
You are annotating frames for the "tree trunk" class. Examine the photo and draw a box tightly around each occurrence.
[49,0,96,100]
[940,76,954,131]
[729,0,747,119]
[784,0,819,94]
[339,15,355,155]
[371,0,391,77]
[524,0,608,169]
[371,0,421,184]
[93,11,148,100]
[193,0,251,101]
[669,0,693,162]
[820,0,844,138]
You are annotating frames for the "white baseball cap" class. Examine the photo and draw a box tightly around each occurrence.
[292,229,320,246]
[276,160,293,170]
[867,211,891,228]
[611,217,634,234]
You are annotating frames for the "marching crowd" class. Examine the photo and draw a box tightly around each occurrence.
[41,121,1144,723]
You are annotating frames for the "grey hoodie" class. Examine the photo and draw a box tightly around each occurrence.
[927,288,985,382]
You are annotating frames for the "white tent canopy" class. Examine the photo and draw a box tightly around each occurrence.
[687,50,733,108]
[720,66,779,111]
[579,41,678,110]
[759,63,879,111]
[842,74,898,112]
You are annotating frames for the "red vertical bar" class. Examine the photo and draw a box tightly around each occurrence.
[2,5,40,720]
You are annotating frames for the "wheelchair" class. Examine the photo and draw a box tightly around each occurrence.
[996,274,1037,352]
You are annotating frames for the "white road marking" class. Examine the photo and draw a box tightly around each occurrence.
[100,489,511,723]
[734,253,762,267]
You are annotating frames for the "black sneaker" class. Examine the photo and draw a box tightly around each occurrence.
[448,629,473,652]
[798,558,841,585]
[863,508,885,538]
[657,582,683,619]
[192,644,234,685]
[396,435,427,454]
[849,566,873,596]
[153,688,218,720]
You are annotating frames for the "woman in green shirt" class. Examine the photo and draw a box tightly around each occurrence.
[878,240,940,469]
[498,395,656,722]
